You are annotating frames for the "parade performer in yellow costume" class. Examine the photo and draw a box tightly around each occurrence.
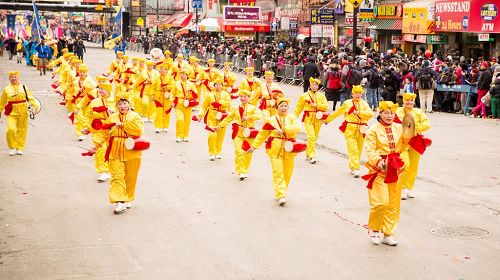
[153,63,174,133]
[162,50,174,70]
[91,97,144,214]
[240,67,262,105]
[115,60,136,106]
[294,77,328,164]
[202,58,221,94]
[72,64,95,141]
[248,98,301,206]
[222,62,238,98]
[107,51,125,88]
[197,77,231,160]
[64,57,82,113]
[250,71,284,120]
[217,89,261,180]
[395,92,431,200]
[131,58,146,114]
[325,85,373,177]
[189,56,205,108]
[173,69,198,142]
[362,101,407,246]
[0,71,40,156]
[83,76,115,183]
[172,54,191,81]
[132,60,160,122]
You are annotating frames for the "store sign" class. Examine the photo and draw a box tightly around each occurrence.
[345,13,360,25]
[281,17,289,30]
[402,5,435,34]
[375,4,403,18]
[298,26,310,36]
[391,35,403,44]
[427,34,449,44]
[478,33,489,41]
[311,25,322,37]
[435,0,500,33]
[323,25,334,37]
[223,6,261,21]
[289,18,298,30]
[333,0,345,14]
[310,9,335,25]
[224,24,270,32]
[359,0,374,13]
[359,12,375,22]
[403,34,427,43]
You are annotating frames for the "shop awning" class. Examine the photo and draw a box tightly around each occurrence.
[163,13,194,28]
[368,19,402,30]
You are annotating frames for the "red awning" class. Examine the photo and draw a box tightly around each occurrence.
[223,24,270,32]
[390,19,403,30]
[170,14,194,28]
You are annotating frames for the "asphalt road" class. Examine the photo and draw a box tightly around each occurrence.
[0,44,499,280]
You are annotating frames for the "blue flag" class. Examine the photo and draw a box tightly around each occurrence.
[31,0,45,41]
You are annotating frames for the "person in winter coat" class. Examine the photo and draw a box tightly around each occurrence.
[302,56,320,93]
[489,78,500,118]
[471,61,493,118]
[381,69,399,103]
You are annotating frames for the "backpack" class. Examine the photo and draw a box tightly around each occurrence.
[368,69,382,89]
[327,71,342,90]
[419,71,433,89]
[347,66,362,86]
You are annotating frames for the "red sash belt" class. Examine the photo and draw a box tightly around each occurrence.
[362,153,404,189]
[104,136,127,162]
[154,100,163,107]
[265,136,286,149]
[302,111,314,122]
[231,123,239,140]
[4,100,25,116]
[339,121,366,133]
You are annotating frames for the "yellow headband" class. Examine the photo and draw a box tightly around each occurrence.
[177,54,184,58]
[309,77,321,85]
[61,48,69,53]
[238,89,251,97]
[352,85,364,95]
[245,67,254,72]
[224,62,233,66]
[264,71,274,78]
[96,75,110,83]
[180,68,190,75]
[207,59,216,63]
[8,70,20,77]
[132,57,139,61]
[164,50,172,55]
[403,92,417,101]
[378,101,399,113]
[277,97,290,106]
[98,82,112,93]
[146,60,155,66]
[189,56,199,62]
[78,65,89,73]
[116,51,124,56]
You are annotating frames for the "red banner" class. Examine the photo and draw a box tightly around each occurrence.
[435,0,500,33]
[224,24,270,32]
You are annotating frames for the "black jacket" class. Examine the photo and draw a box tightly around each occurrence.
[477,68,493,90]
[490,78,500,99]
[303,61,320,80]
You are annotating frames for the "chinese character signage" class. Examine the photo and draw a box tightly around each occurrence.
[311,9,335,25]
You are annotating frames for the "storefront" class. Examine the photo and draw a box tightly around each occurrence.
[401,0,436,54]
[434,0,500,59]
[222,6,270,41]
[368,4,403,53]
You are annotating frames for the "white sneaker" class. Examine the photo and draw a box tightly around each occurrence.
[155,129,161,133]
[97,173,110,183]
[163,129,169,132]
[243,174,248,178]
[278,197,287,206]
[176,138,182,142]
[310,158,318,164]
[351,170,360,178]
[406,190,415,198]
[16,150,23,155]
[369,230,382,245]
[9,149,17,156]
[239,174,245,181]
[215,155,222,159]
[78,135,86,141]
[382,235,398,246]
[306,157,310,161]
[209,155,215,161]
[113,202,127,214]
[124,202,132,209]
[401,189,408,200]
[183,138,189,142]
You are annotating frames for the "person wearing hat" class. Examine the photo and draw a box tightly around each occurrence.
[189,56,205,109]
[197,76,231,160]
[90,96,144,214]
[0,71,40,156]
[415,59,438,113]
[202,59,221,93]
[35,39,53,76]
[163,50,174,70]
[83,76,115,183]
[294,77,328,164]
[173,54,191,81]
[72,64,96,141]
[107,51,125,88]
[173,68,199,142]
[152,63,175,133]
[131,58,147,115]
[394,93,430,200]
[362,101,407,246]
[132,60,160,122]
[241,67,262,106]
[217,89,261,180]
[248,98,301,206]
[116,59,136,106]
[222,62,238,98]
[471,61,493,118]
[62,56,80,113]
[325,85,374,178]
[250,71,284,120]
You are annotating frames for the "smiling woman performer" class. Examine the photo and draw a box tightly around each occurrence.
[362,101,407,246]
[248,98,302,206]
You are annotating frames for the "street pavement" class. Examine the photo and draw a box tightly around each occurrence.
[1,44,500,280]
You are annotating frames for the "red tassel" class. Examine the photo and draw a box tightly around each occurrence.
[241,140,251,152]
[338,121,347,133]
[231,123,239,139]
[192,115,199,122]
[154,100,163,107]
[101,123,116,130]
[409,134,432,155]
[59,101,66,105]
[204,125,216,132]
[211,102,221,109]
[93,106,107,113]
[81,151,94,157]
[68,112,75,124]
[394,114,402,124]
[173,97,179,107]
[348,106,356,114]
[230,94,239,99]
[51,83,58,89]
[262,123,274,130]
[165,107,172,115]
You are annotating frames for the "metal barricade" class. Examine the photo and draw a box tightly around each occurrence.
[275,64,286,82]
[284,65,295,84]
[253,59,262,77]
[232,56,238,72]
[293,65,304,86]
[237,57,247,73]
[215,54,224,69]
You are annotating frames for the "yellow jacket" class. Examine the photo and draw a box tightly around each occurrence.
[250,82,284,112]
[108,59,125,80]
[153,74,175,110]
[83,96,116,132]
[99,111,144,162]
[395,107,430,134]
[294,90,328,123]
[172,60,192,80]
[198,89,232,127]
[222,70,237,90]
[252,114,301,159]
[73,76,96,105]
[218,103,261,138]
[240,78,262,105]
[326,98,373,137]
[173,80,198,108]
[0,83,39,117]
[132,69,160,99]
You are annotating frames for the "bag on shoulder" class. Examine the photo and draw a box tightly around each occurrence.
[327,71,343,90]
[481,91,492,106]
[419,72,433,89]
[347,66,362,86]
[369,69,382,88]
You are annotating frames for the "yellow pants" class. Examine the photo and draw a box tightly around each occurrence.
[304,120,322,159]
[367,176,402,236]
[345,134,364,170]
[109,157,141,203]
[74,111,85,137]
[401,148,420,190]
[154,106,171,129]
[233,137,253,175]
[5,114,28,150]
[175,107,192,138]
[92,132,109,173]
[270,157,295,199]
[208,127,226,155]
[133,96,143,115]
[140,96,154,120]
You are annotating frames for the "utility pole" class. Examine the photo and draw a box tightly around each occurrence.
[352,5,358,52]
[156,0,159,34]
